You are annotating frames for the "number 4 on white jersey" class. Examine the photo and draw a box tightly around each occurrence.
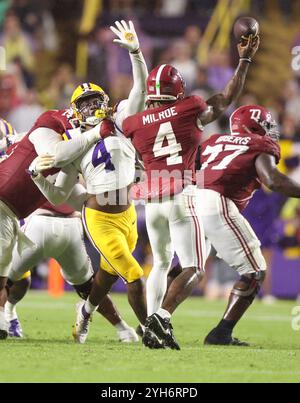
[201,144,249,170]
[153,122,183,166]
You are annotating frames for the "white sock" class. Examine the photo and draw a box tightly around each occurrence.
[84,298,98,315]
[146,267,169,315]
[156,308,171,320]
[4,302,17,321]
[115,320,130,332]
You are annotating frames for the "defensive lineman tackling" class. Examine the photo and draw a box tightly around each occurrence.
[28,20,149,343]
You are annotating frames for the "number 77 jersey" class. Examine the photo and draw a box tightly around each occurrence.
[122,95,208,198]
[199,132,281,211]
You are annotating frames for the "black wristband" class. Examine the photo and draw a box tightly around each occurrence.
[240,57,252,64]
[130,48,140,54]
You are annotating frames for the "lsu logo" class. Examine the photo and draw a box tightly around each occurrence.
[291,306,300,331]
[292,46,300,72]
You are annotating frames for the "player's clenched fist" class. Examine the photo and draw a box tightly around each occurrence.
[27,154,55,177]
[238,35,260,60]
[110,20,139,53]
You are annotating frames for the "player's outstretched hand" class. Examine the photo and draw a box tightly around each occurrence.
[28,154,55,177]
[110,20,139,53]
[238,35,260,60]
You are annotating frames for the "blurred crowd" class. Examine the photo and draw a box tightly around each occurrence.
[1,0,300,299]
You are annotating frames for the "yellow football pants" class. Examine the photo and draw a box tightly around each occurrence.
[82,204,143,283]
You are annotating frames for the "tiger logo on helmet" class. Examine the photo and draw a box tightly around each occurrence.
[0,118,16,157]
[70,83,110,127]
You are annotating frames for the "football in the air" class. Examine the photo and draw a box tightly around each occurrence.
[233,17,260,42]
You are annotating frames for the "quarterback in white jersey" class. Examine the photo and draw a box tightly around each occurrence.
[29,20,148,344]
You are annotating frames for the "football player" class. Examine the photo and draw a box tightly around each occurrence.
[1,119,138,342]
[122,35,260,350]
[27,21,149,344]
[0,20,147,340]
[197,104,300,346]
[6,200,139,343]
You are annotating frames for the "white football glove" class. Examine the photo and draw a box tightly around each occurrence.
[110,20,139,53]
[28,154,55,178]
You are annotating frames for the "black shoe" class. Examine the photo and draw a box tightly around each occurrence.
[0,329,8,340]
[136,324,144,337]
[142,313,180,350]
[204,328,250,347]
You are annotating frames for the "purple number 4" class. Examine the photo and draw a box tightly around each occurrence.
[92,141,115,171]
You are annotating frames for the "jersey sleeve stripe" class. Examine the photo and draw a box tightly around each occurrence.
[188,196,204,269]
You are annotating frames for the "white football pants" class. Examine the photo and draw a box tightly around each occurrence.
[145,186,206,315]
[197,189,266,276]
[8,215,93,285]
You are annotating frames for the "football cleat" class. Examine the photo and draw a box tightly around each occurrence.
[204,329,250,347]
[72,302,91,344]
[0,310,8,340]
[136,324,144,337]
[117,327,139,343]
[142,313,180,350]
[8,318,23,338]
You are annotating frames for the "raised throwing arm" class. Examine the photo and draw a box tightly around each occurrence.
[200,35,260,126]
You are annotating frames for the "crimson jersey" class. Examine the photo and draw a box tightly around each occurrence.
[199,132,281,211]
[123,95,207,197]
[0,109,74,219]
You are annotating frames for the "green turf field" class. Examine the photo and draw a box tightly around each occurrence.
[0,291,299,383]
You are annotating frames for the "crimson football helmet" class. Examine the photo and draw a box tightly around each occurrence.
[146,64,185,102]
[230,105,279,140]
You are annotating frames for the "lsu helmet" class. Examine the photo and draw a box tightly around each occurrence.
[0,118,16,156]
[146,64,185,102]
[230,105,280,141]
[70,83,109,126]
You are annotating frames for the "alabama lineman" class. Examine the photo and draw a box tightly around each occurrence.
[6,200,139,343]
[122,35,260,350]
[198,105,300,346]
[28,20,149,344]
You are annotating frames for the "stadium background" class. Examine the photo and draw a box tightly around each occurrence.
[1,0,300,300]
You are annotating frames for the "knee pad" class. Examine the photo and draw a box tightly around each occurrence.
[232,271,266,303]
[73,276,94,300]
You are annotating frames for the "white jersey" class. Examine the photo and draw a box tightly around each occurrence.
[73,135,136,194]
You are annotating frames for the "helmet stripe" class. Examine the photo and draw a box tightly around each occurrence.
[155,64,167,97]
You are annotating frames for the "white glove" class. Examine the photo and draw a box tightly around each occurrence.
[110,20,139,53]
[27,154,55,178]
